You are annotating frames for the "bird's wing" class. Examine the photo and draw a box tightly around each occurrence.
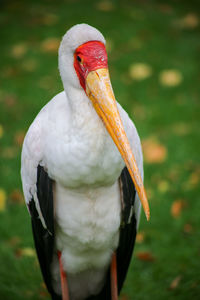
[117,166,138,292]
[21,109,61,300]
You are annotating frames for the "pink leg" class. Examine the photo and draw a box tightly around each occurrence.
[110,252,118,300]
[58,251,70,300]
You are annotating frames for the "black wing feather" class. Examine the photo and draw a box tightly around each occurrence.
[28,165,61,300]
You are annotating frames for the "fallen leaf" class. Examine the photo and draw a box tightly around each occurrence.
[172,122,191,136]
[7,236,21,247]
[183,223,193,234]
[182,13,199,28]
[158,4,173,14]
[132,104,146,121]
[39,281,49,298]
[0,124,4,138]
[96,1,115,12]
[136,251,155,262]
[14,130,25,146]
[11,43,27,58]
[0,188,6,211]
[39,289,49,298]
[10,189,24,204]
[136,232,145,244]
[41,38,60,53]
[188,171,199,186]
[175,13,199,29]
[171,199,186,218]
[1,66,19,78]
[158,180,170,193]
[169,275,182,290]
[4,94,17,107]
[159,70,183,87]
[42,14,58,26]
[168,167,181,182]
[182,170,200,191]
[142,137,167,164]
[129,63,152,80]
[1,146,18,158]
[16,247,36,258]
[21,58,38,72]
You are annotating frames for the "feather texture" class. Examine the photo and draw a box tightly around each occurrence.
[21,24,143,300]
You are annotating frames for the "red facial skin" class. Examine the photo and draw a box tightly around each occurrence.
[74,41,108,91]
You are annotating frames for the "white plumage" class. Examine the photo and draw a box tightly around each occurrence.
[21,24,144,300]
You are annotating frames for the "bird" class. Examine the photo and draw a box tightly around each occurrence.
[21,24,150,300]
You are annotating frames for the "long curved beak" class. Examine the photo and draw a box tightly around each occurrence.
[86,68,150,221]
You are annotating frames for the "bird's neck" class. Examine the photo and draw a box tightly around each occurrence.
[65,87,103,131]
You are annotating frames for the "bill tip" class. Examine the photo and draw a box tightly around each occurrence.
[145,211,150,221]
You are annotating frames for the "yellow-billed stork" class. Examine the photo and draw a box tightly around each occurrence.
[21,24,150,300]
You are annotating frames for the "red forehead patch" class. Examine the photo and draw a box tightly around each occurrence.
[74,41,108,90]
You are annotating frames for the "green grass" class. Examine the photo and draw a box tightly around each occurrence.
[0,0,200,299]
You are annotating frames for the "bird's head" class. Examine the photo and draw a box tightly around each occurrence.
[59,24,150,220]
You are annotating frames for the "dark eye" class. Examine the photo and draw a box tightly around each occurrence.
[77,55,82,62]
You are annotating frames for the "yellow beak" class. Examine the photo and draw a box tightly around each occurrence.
[86,68,150,221]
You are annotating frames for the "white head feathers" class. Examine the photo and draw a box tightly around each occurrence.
[59,24,106,91]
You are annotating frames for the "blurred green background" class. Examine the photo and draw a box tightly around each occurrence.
[0,0,200,299]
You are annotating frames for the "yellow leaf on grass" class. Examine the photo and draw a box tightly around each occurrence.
[136,231,145,244]
[1,146,18,158]
[21,58,38,72]
[172,122,191,136]
[41,38,60,53]
[14,130,25,147]
[171,199,186,218]
[188,171,199,186]
[169,275,182,289]
[17,247,36,257]
[129,63,152,80]
[174,13,199,29]
[0,188,6,211]
[10,189,24,204]
[4,95,17,107]
[42,14,58,26]
[142,137,167,164]
[132,104,146,121]
[159,70,183,87]
[11,43,27,58]
[181,13,199,28]
[96,1,115,12]
[0,124,4,138]
[158,180,170,193]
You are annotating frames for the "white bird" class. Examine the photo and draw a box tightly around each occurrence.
[21,24,150,300]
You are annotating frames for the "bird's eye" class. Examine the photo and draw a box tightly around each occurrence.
[77,56,82,63]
